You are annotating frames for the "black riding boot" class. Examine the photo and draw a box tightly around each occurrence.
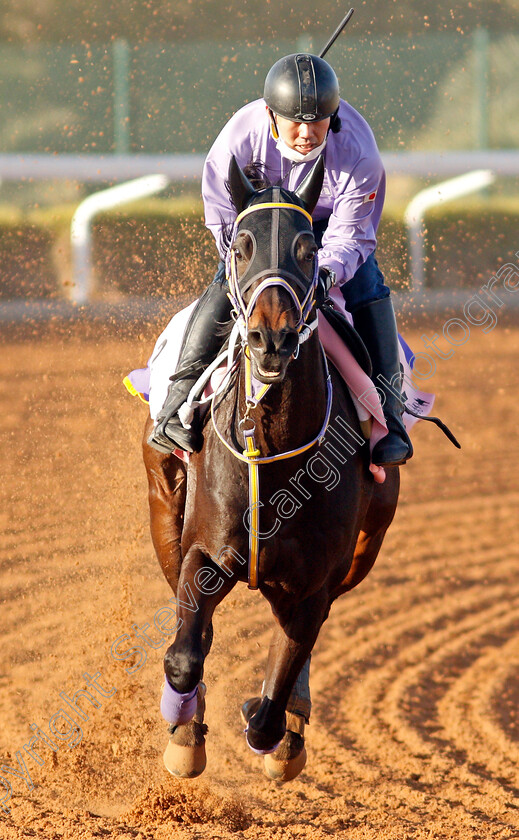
[352,297,413,467]
[148,282,232,454]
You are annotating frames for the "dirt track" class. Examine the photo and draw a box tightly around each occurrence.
[1,317,518,840]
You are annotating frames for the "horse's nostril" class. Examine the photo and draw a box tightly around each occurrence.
[248,330,264,350]
[280,332,299,357]
[248,328,298,359]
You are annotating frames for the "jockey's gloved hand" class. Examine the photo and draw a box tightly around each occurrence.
[147,373,200,454]
[315,267,336,309]
[151,408,177,451]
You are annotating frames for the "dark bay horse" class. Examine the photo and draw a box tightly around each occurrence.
[142,156,399,781]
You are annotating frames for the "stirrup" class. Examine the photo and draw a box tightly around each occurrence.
[371,430,413,467]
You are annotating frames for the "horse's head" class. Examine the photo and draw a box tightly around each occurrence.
[227,155,324,384]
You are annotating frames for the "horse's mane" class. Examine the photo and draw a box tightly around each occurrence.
[233,159,274,192]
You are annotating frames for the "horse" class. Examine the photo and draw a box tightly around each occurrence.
[142,155,400,781]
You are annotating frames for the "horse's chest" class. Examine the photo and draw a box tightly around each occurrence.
[203,469,353,584]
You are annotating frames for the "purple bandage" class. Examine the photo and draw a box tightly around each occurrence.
[245,727,281,755]
[160,680,198,726]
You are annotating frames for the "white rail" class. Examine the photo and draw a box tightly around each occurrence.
[0,154,204,182]
[0,150,519,182]
[404,169,496,290]
[70,174,169,304]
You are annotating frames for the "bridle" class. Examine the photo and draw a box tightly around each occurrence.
[225,192,319,342]
[210,192,333,589]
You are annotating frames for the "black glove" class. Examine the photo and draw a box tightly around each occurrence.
[315,267,336,309]
[147,376,193,454]
[149,409,177,454]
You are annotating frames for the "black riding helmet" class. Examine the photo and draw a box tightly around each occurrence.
[264,53,341,131]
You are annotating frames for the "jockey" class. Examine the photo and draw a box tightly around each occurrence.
[149,53,413,467]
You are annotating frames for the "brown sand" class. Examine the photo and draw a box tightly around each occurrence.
[0,317,517,839]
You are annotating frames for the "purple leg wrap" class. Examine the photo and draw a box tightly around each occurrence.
[245,727,281,755]
[160,680,198,726]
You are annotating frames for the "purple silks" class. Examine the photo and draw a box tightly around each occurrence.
[202,98,386,284]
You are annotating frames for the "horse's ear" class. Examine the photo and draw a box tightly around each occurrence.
[294,156,325,215]
[228,155,256,213]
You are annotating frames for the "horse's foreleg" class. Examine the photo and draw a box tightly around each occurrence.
[163,547,237,701]
[160,548,236,779]
[246,592,328,755]
[142,417,186,593]
[144,427,214,777]
[338,465,399,594]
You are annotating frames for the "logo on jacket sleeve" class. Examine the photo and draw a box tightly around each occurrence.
[363,189,378,203]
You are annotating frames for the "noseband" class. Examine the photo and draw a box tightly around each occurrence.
[226,192,319,338]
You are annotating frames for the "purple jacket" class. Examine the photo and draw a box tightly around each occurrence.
[202,98,385,285]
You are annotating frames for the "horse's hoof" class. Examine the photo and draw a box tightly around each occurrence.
[264,738,307,781]
[263,712,307,782]
[163,722,207,778]
[163,681,207,779]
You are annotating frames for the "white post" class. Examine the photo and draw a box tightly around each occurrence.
[403,169,495,291]
[70,174,169,304]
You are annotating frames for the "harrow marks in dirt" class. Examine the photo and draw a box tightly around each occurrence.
[307,491,519,836]
[0,325,518,840]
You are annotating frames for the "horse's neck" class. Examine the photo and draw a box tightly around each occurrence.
[240,331,328,452]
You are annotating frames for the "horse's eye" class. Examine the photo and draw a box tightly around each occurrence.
[234,248,243,261]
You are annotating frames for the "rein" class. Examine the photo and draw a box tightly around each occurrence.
[212,199,333,590]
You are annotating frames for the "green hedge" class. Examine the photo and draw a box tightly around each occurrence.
[422,201,519,289]
[0,224,57,298]
[0,198,518,300]
[92,209,215,301]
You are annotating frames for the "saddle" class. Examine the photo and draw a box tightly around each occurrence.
[318,297,460,451]
[124,293,457,460]
[318,299,372,377]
